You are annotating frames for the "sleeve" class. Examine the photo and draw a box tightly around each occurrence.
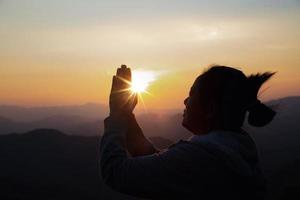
[99,115,192,199]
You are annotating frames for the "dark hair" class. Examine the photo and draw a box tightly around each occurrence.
[197,66,276,129]
[246,72,277,127]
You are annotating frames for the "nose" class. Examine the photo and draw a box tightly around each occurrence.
[184,97,189,106]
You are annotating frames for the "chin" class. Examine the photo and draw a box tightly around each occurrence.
[182,116,188,128]
[181,120,186,128]
[182,119,192,132]
[182,119,203,135]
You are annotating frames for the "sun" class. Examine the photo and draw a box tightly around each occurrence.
[130,70,155,93]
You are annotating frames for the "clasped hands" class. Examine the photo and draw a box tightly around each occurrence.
[109,65,138,117]
[108,65,158,155]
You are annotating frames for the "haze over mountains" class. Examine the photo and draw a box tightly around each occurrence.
[0,96,299,139]
[0,102,191,140]
[0,103,108,122]
[0,96,299,199]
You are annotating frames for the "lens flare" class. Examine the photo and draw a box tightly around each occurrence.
[130,70,156,93]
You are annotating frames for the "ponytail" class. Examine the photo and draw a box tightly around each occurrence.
[246,72,276,127]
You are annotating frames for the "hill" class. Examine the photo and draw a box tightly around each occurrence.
[0,129,173,200]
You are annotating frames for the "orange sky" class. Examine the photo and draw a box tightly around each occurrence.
[0,0,299,109]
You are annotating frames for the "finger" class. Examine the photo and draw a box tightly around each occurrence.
[119,65,127,79]
[118,65,132,90]
[118,65,126,78]
[125,68,131,82]
[117,68,121,77]
[113,75,126,92]
[115,67,126,90]
[111,76,119,92]
[121,68,131,89]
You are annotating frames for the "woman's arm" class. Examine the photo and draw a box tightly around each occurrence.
[125,114,159,156]
[99,115,197,199]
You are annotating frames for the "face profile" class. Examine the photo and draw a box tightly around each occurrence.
[182,76,211,134]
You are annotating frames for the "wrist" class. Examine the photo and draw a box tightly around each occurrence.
[104,113,131,134]
[109,111,134,118]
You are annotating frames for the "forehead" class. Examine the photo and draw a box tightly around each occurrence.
[190,75,204,95]
[192,74,205,88]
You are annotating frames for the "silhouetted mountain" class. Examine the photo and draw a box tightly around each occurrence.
[29,115,103,136]
[0,114,104,136]
[0,129,99,199]
[0,129,172,200]
[0,96,300,199]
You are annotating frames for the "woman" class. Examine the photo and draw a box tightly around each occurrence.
[99,65,276,199]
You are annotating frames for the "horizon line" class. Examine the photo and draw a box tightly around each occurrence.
[0,95,298,109]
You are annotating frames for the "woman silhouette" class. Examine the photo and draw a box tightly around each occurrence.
[100,65,276,200]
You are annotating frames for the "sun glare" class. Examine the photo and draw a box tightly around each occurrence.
[130,70,156,93]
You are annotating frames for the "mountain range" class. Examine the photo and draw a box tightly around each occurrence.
[0,96,299,199]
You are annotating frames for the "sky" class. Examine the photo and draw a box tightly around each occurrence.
[0,0,299,109]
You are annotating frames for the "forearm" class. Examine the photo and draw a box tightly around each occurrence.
[126,114,159,156]
[99,114,159,196]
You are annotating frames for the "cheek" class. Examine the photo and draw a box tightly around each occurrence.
[187,98,201,114]
[187,99,210,123]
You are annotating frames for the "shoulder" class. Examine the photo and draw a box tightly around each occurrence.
[160,139,219,166]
